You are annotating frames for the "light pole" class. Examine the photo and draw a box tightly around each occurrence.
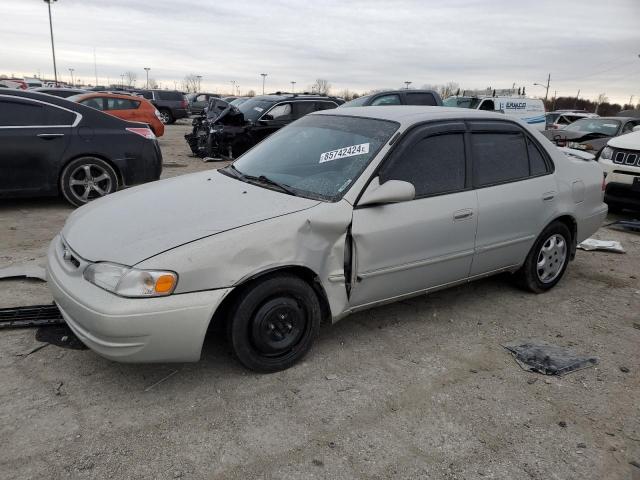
[260,73,268,95]
[120,73,125,89]
[291,81,296,93]
[230,80,236,95]
[196,75,202,92]
[404,81,412,89]
[533,73,551,102]
[68,68,74,86]
[144,67,150,89]
[43,0,58,85]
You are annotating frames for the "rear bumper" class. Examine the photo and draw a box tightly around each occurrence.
[577,204,608,243]
[46,236,232,363]
[118,139,162,187]
[173,108,189,120]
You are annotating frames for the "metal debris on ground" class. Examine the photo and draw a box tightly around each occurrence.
[577,238,625,253]
[607,219,640,233]
[144,369,178,392]
[0,261,47,281]
[0,304,65,329]
[502,340,598,376]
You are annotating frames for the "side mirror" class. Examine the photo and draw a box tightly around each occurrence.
[358,177,415,207]
[632,125,640,132]
[261,114,274,121]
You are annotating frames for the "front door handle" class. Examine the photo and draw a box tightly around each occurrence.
[453,209,474,221]
[37,133,65,139]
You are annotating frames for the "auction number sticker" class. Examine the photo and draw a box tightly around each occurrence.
[320,143,370,163]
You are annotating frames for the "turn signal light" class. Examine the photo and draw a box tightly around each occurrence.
[155,274,176,294]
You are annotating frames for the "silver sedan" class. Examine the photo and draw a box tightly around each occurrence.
[47,106,608,372]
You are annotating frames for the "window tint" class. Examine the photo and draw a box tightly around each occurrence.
[139,91,153,100]
[195,94,208,102]
[314,101,337,111]
[265,103,292,121]
[0,100,44,126]
[622,121,640,134]
[292,101,317,118]
[45,105,76,125]
[527,138,549,176]
[405,92,437,106]
[557,116,570,125]
[106,97,140,110]
[370,94,401,106]
[382,133,466,197]
[156,91,183,101]
[81,98,104,110]
[472,132,529,186]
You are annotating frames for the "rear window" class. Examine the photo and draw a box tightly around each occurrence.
[472,132,530,186]
[156,91,184,101]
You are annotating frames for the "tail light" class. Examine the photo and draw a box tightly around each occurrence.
[126,127,155,139]
[181,99,188,108]
[601,173,606,191]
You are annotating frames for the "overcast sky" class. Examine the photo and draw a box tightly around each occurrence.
[1,0,639,104]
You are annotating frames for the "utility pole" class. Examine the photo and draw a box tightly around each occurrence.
[144,67,150,89]
[230,80,236,96]
[120,73,125,89]
[629,95,634,107]
[43,0,58,85]
[404,81,412,89]
[291,81,296,93]
[196,75,202,92]
[260,73,268,95]
[543,73,550,102]
[68,68,74,86]
[573,89,580,109]
[93,48,98,86]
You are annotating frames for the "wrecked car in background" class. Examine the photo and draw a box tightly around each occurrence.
[187,93,343,159]
[543,117,640,155]
[47,106,607,372]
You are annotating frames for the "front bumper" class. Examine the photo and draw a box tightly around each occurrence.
[47,236,232,363]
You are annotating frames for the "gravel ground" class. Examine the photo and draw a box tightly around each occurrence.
[1,121,639,479]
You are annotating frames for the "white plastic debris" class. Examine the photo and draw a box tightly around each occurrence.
[0,261,47,281]
[577,238,625,253]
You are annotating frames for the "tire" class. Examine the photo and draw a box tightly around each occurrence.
[158,109,174,125]
[60,157,119,207]
[515,221,572,293]
[227,274,321,373]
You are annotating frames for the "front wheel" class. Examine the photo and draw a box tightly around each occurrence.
[515,221,571,293]
[227,274,321,372]
[60,157,119,207]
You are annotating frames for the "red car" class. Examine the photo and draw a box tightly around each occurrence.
[68,92,165,137]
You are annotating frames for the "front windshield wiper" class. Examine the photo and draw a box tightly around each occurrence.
[248,174,297,196]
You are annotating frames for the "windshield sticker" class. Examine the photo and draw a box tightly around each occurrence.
[253,107,264,112]
[320,143,370,163]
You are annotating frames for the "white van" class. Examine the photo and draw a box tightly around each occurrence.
[444,95,546,131]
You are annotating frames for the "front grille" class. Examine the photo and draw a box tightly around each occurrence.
[612,148,640,167]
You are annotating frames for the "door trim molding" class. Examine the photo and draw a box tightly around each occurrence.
[358,248,475,279]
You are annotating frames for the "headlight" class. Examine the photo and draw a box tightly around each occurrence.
[600,146,613,160]
[83,262,177,297]
[568,142,591,151]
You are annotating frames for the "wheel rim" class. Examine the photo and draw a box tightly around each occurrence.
[536,233,567,283]
[160,112,170,124]
[250,297,307,357]
[68,163,113,203]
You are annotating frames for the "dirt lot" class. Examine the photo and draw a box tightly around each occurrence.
[1,121,639,480]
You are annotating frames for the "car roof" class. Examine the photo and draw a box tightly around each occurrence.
[312,105,511,127]
[75,92,145,101]
[32,87,87,92]
[252,93,341,102]
[0,87,80,106]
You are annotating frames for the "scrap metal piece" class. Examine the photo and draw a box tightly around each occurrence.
[607,219,640,233]
[0,262,47,281]
[578,238,625,253]
[503,340,598,376]
[0,304,65,329]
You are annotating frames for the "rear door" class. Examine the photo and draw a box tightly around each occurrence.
[105,97,141,122]
[468,121,556,275]
[0,97,74,195]
[350,122,478,307]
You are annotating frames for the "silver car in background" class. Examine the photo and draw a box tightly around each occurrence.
[47,107,608,372]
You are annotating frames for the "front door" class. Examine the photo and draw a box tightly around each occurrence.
[349,122,478,308]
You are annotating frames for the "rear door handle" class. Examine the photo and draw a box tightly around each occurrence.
[542,191,556,201]
[37,133,65,139]
[453,209,474,221]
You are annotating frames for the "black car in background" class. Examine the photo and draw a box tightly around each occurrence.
[135,89,189,124]
[340,89,443,107]
[0,89,162,206]
[31,87,89,98]
[187,93,343,159]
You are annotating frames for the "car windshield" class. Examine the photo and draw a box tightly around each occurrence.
[228,114,399,201]
[443,96,481,109]
[237,98,277,122]
[340,95,371,107]
[546,113,560,125]
[564,119,620,135]
[230,97,248,106]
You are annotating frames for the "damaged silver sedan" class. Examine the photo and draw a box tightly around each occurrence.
[47,107,607,372]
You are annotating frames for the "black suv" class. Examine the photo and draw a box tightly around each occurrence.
[340,89,443,107]
[189,93,344,159]
[135,89,189,124]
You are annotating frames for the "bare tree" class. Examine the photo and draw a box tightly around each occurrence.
[182,74,200,93]
[123,71,137,88]
[247,90,256,97]
[595,93,608,114]
[147,78,159,89]
[313,78,331,95]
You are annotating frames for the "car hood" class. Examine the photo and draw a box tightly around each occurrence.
[608,130,640,150]
[62,170,320,265]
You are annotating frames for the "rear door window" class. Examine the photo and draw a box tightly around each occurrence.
[405,92,438,106]
[156,91,183,101]
[265,103,292,121]
[0,99,45,126]
[370,94,401,106]
[471,132,529,186]
[44,105,76,125]
[527,138,550,176]
[315,101,338,111]
[292,101,317,119]
[106,98,140,110]
[80,98,105,110]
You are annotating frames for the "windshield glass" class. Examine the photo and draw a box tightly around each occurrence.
[340,95,371,107]
[230,114,399,201]
[546,113,560,125]
[237,98,276,122]
[443,96,481,109]
[230,97,248,106]
[564,119,620,136]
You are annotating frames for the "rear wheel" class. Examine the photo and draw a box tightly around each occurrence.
[515,221,571,293]
[158,109,173,125]
[227,274,321,372]
[60,157,118,207]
